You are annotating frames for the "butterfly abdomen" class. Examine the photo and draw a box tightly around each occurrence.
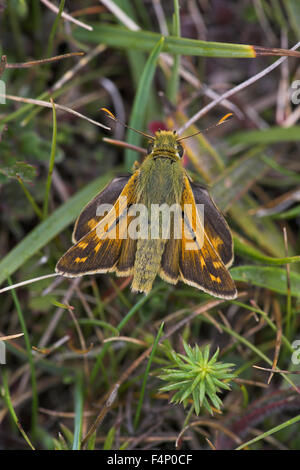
[131,239,166,293]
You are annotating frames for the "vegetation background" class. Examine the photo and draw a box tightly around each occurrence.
[1,0,300,450]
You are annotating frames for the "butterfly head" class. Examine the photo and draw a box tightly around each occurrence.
[147,130,184,160]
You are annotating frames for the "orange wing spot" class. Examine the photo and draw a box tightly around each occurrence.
[210,273,221,283]
[213,236,224,248]
[213,261,222,269]
[200,256,206,269]
[78,241,88,249]
[88,219,98,230]
[94,242,102,253]
[75,257,88,263]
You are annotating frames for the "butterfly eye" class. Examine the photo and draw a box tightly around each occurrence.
[177,144,184,158]
[147,142,154,154]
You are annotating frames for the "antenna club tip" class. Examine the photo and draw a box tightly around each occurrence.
[100,108,116,120]
[218,113,234,124]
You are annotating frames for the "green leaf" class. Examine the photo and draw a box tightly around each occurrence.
[20,131,65,162]
[205,374,217,395]
[203,344,210,363]
[199,380,205,406]
[209,393,222,409]
[160,380,191,392]
[214,378,232,391]
[0,173,112,286]
[183,340,194,361]
[193,388,201,415]
[0,161,37,183]
[231,265,300,297]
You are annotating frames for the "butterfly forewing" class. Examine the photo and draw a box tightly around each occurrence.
[178,178,237,299]
[116,220,137,276]
[72,175,131,243]
[56,173,138,277]
[190,181,234,267]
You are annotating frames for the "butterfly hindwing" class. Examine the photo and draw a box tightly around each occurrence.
[116,215,137,276]
[179,177,237,299]
[160,213,180,284]
[72,175,131,243]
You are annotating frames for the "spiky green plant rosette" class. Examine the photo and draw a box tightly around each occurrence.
[159,341,236,415]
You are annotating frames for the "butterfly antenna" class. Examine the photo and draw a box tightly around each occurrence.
[177,113,233,141]
[101,108,154,140]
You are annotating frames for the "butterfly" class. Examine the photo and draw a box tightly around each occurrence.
[56,110,237,299]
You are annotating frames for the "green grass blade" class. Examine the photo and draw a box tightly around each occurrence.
[125,37,164,169]
[8,277,38,436]
[167,0,181,103]
[103,426,116,450]
[202,316,297,390]
[90,286,164,383]
[17,176,43,220]
[7,0,25,59]
[232,300,293,352]
[229,198,286,257]
[229,126,300,145]
[77,319,119,336]
[0,173,112,286]
[43,98,57,219]
[46,0,65,58]
[72,374,84,450]
[134,321,164,430]
[284,0,300,39]
[208,148,288,257]
[1,91,49,125]
[260,154,300,180]
[1,369,35,450]
[87,432,96,450]
[74,24,257,58]
[211,147,267,212]
[268,205,300,220]
[236,413,300,450]
[234,233,300,265]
